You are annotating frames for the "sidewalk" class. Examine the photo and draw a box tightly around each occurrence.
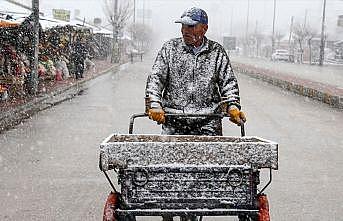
[0,60,119,132]
[231,56,343,109]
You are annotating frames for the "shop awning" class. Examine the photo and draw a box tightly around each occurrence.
[39,16,69,30]
[0,19,20,28]
[93,28,111,35]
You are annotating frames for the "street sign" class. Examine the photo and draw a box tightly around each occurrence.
[223,36,236,50]
[52,9,70,22]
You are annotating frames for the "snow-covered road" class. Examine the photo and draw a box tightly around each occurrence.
[0,57,342,221]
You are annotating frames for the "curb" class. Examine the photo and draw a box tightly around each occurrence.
[232,62,343,110]
[0,63,120,133]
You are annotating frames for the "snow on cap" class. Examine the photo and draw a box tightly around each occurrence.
[175,7,208,26]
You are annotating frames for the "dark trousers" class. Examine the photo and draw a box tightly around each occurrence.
[75,60,84,78]
[162,118,222,136]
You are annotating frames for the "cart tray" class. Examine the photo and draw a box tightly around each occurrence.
[99,134,278,171]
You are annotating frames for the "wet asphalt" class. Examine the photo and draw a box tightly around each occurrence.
[0,57,342,221]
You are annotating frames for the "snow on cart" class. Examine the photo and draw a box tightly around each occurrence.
[99,113,278,221]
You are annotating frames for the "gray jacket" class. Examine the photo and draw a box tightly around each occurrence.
[146,37,240,114]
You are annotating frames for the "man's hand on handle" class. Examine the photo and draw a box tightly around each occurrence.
[228,106,246,126]
[146,102,246,126]
[148,108,165,124]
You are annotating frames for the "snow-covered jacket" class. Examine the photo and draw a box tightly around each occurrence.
[146,37,240,114]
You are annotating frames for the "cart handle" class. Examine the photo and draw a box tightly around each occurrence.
[129,113,245,137]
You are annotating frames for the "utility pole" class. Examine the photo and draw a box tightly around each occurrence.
[288,16,294,45]
[245,0,250,56]
[271,0,276,56]
[111,0,119,63]
[303,9,308,29]
[288,16,294,59]
[29,0,39,95]
[131,0,136,44]
[142,0,145,25]
[133,0,136,24]
[245,0,250,40]
[319,0,326,66]
[255,20,259,57]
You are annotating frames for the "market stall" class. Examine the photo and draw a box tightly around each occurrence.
[0,4,114,102]
[0,17,29,100]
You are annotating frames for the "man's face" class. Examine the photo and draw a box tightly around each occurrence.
[181,23,208,47]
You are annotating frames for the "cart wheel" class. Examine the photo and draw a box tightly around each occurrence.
[103,192,136,221]
[258,194,270,221]
[103,192,119,221]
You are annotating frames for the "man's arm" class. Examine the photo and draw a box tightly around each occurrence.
[145,43,169,109]
[145,43,170,124]
[218,51,241,110]
[217,50,246,126]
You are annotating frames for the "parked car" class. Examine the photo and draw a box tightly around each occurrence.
[271,49,293,62]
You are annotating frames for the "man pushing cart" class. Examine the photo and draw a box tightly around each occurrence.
[99,7,278,221]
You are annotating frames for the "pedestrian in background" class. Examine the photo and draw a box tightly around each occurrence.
[72,37,87,79]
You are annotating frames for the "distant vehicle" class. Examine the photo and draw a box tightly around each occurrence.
[271,49,293,62]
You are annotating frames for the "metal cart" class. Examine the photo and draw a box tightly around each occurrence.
[99,113,278,221]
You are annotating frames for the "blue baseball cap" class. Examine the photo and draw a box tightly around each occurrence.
[175,7,208,26]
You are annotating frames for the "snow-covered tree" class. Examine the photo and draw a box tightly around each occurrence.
[103,0,133,63]
[293,23,308,63]
[128,23,152,53]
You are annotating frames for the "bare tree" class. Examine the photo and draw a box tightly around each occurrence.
[305,27,318,65]
[293,22,319,64]
[128,23,152,53]
[293,23,307,63]
[254,33,264,57]
[245,34,256,57]
[103,0,132,63]
[247,32,264,58]
[251,22,264,57]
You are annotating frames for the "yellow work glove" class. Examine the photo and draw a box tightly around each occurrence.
[228,106,246,126]
[148,108,165,124]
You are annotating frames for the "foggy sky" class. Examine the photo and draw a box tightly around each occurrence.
[145,0,343,47]
[5,0,343,48]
